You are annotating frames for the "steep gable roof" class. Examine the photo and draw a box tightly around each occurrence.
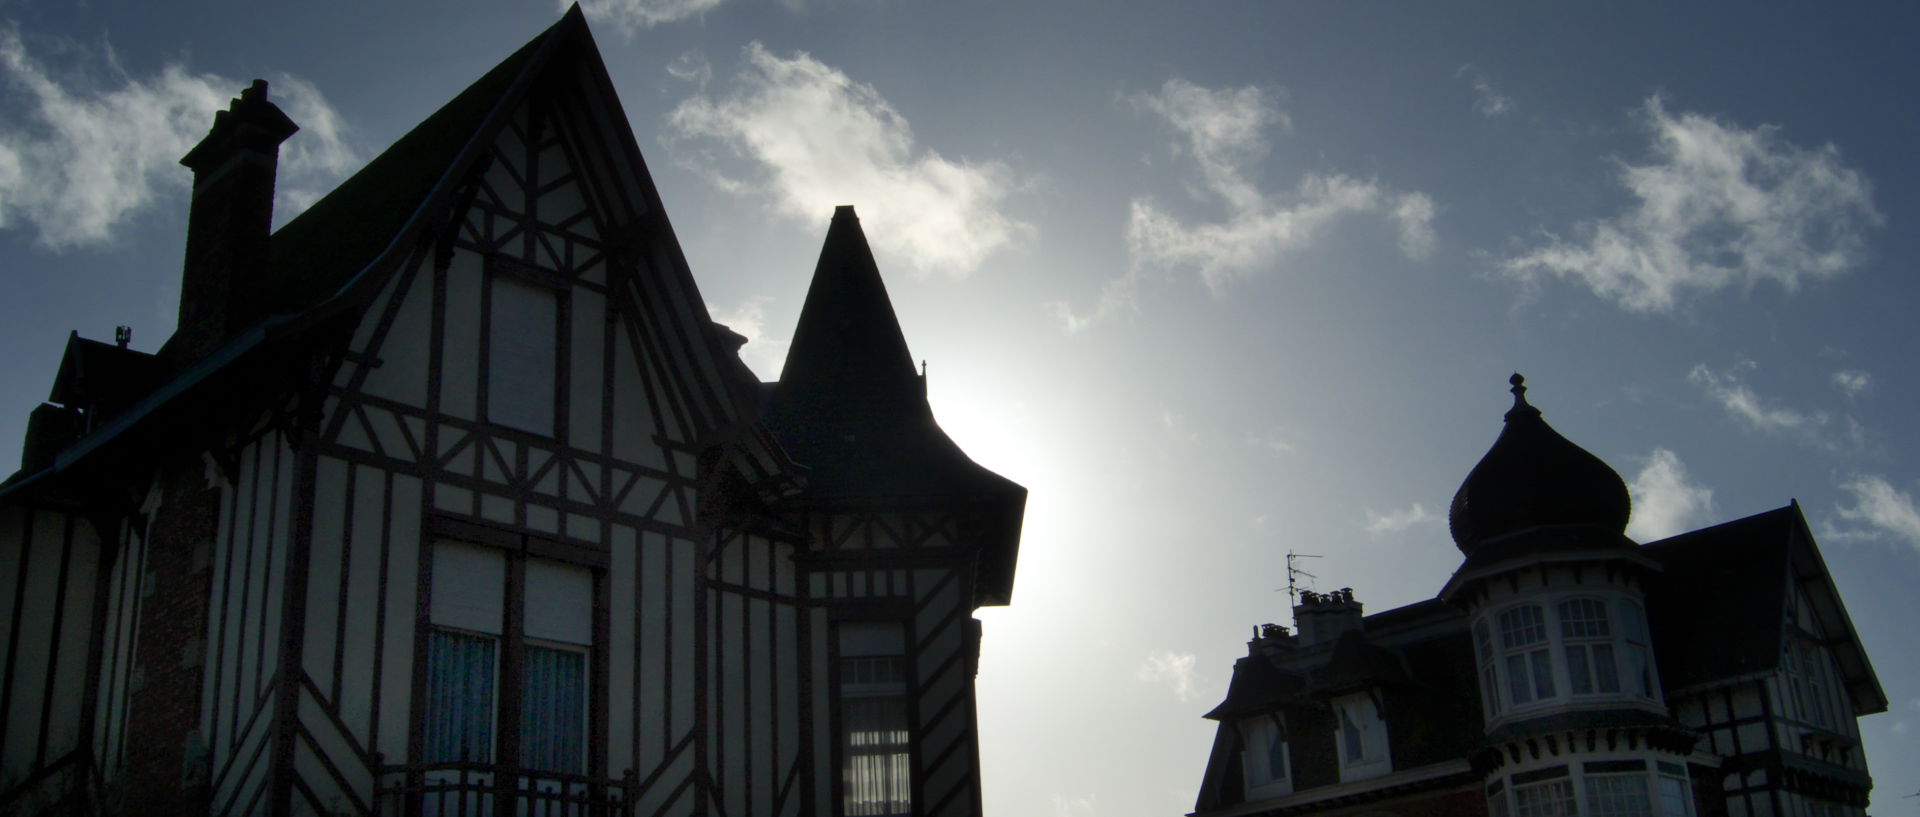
[1642,503,1886,713]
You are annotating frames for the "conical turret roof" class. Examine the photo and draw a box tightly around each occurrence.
[1448,374,1631,554]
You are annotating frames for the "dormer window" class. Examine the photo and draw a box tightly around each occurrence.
[1240,714,1291,799]
[1331,693,1388,782]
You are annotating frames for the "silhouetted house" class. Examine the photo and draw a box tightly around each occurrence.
[0,8,1022,817]
[1191,376,1883,817]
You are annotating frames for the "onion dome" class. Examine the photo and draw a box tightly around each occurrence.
[1448,374,1630,554]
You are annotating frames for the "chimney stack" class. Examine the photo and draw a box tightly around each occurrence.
[173,79,298,363]
[1292,587,1363,647]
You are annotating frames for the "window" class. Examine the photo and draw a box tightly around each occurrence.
[486,268,561,436]
[1655,762,1692,817]
[1618,600,1654,698]
[1487,779,1510,817]
[1331,693,1388,782]
[1583,760,1651,816]
[1785,641,1836,729]
[1511,767,1576,817]
[425,540,592,773]
[1500,605,1556,705]
[840,622,911,817]
[1559,599,1620,695]
[1240,714,1290,799]
[1475,619,1500,717]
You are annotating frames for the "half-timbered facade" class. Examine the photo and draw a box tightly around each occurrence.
[1191,376,1884,817]
[0,8,1023,817]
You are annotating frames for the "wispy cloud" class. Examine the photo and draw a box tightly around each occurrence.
[1057,79,1433,330]
[1243,429,1293,457]
[1833,369,1872,399]
[1136,650,1201,702]
[1456,64,1515,117]
[1362,503,1440,536]
[0,27,355,250]
[1826,475,1920,550]
[1503,95,1879,313]
[1625,448,1715,541]
[668,43,1028,277]
[575,0,725,32]
[708,295,786,378]
[1686,361,1863,452]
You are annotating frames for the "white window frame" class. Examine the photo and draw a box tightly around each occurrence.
[1559,598,1621,696]
[1499,604,1556,706]
[1240,714,1291,799]
[1477,590,1664,724]
[1331,693,1389,782]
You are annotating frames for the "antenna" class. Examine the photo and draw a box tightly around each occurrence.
[1285,551,1322,609]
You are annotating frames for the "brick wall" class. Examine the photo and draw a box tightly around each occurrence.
[118,461,221,814]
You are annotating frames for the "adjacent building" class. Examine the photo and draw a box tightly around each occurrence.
[1192,375,1884,817]
[0,8,1023,817]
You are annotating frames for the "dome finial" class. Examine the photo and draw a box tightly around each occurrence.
[1506,372,1540,421]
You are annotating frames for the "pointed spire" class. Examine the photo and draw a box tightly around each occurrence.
[776,206,919,400]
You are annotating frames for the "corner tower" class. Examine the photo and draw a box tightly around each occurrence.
[1441,375,1695,815]
[763,206,1026,817]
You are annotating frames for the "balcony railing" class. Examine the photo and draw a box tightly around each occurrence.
[374,761,636,817]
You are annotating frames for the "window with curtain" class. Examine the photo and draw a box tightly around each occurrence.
[840,622,910,817]
[1240,714,1290,799]
[1655,762,1692,816]
[1332,693,1388,782]
[425,540,592,774]
[1511,769,1576,817]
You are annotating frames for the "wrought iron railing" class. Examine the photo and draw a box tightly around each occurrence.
[374,761,636,817]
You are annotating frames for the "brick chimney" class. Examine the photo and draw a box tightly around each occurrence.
[1293,587,1364,647]
[173,79,298,363]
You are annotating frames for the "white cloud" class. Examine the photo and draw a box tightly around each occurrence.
[0,27,356,250]
[1456,64,1515,117]
[1503,95,1880,313]
[1135,650,1201,702]
[1686,361,1867,454]
[575,0,724,32]
[1059,79,1433,330]
[708,295,785,378]
[1827,475,1920,550]
[1833,369,1872,399]
[668,43,1028,277]
[1625,448,1715,541]
[1362,503,1440,536]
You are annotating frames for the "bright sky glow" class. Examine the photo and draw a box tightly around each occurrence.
[4,2,1920,813]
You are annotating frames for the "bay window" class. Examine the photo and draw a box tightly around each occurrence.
[1582,760,1651,816]
[1510,766,1575,817]
[1478,594,1661,717]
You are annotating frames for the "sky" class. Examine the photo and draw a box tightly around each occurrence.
[2,1,1918,814]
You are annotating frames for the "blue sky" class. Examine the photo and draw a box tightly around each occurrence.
[3,1,1918,813]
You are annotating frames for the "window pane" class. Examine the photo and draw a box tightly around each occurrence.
[1585,774,1651,817]
[1513,779,1576,817]
[1530,649,1556,699]
[1501,606,1546,649]
[1559,599,1610,638]
[844,694,911,816]
[1593,644,1620,693]
[1266,728,1288,781]
[1507,654,1533,704]
[1657,774,1691,816]
[1566,646,1592,694]
[424,629,497,763]
[488,274,558,435]
[521,645,587,773]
